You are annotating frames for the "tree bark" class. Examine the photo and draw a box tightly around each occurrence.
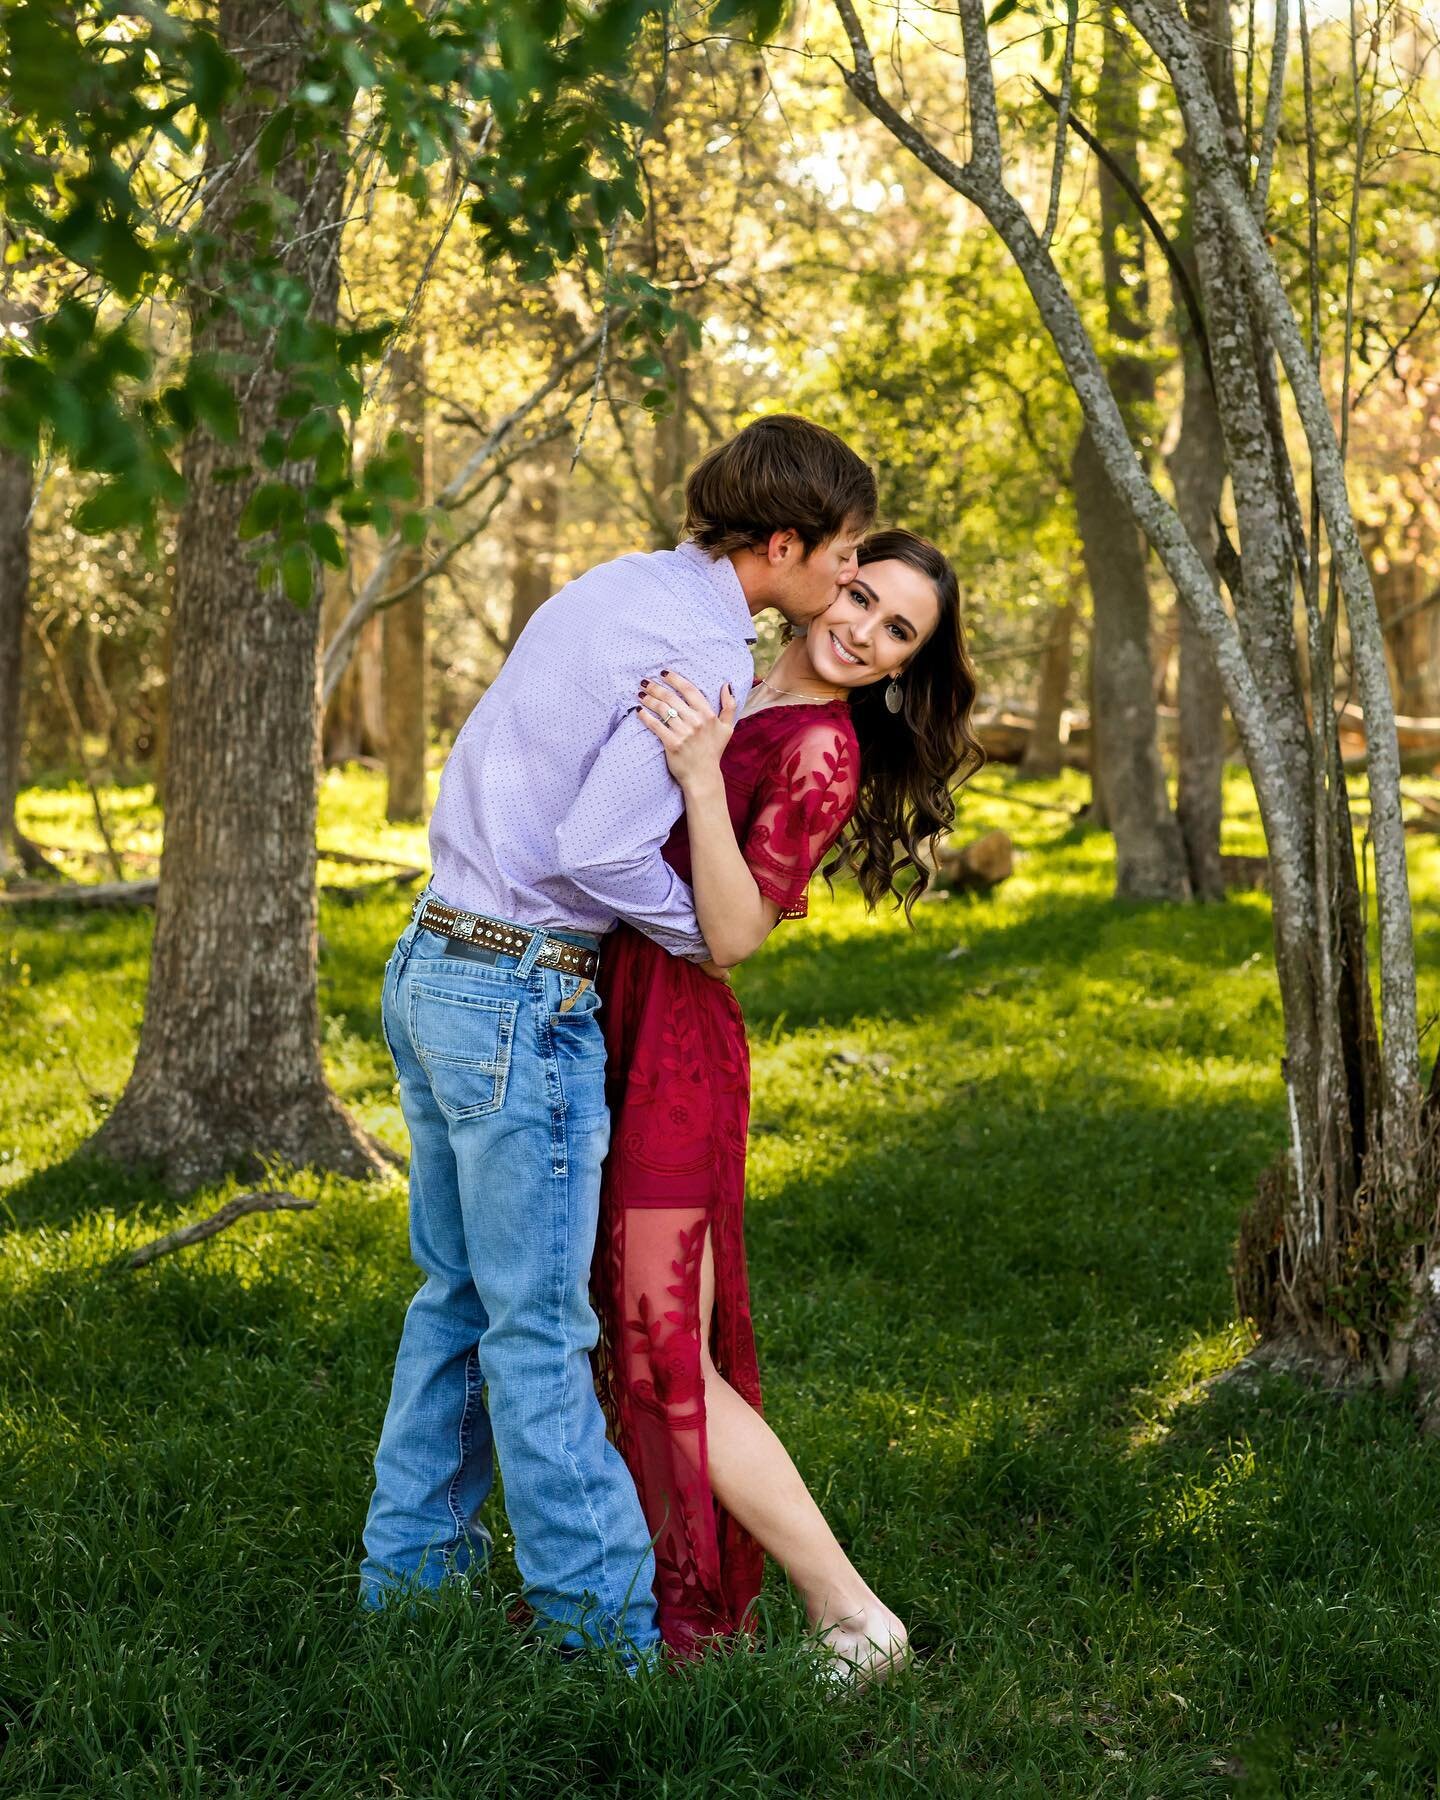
[506,447,563,652]
[1124,0,1422,1180]
[1072,4,1189,899]
[90,0,384,1191]
[1018,598,1074,778]
[1073,429,1188,895]
[383,340,428,822]
[649,332,692,549]
[324,587,383,763]
[0,445,30,878]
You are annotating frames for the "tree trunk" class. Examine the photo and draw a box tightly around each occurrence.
[90,0,384,1191]
[1373,553,1440,718]
[1073,428,1189,896]
[1018,598,1074,778]
[1083,652,1109,826]
[506,448,562,652]
[649,333,692,549]
[1125,0,1422,1179]
[1167,251,1228,901]
[0,445,30,878]
[1073,3,1189,899]
[834,0,1431,1379]
[383,341,428,822]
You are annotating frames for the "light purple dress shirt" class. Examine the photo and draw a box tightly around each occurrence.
[429,541,756,959]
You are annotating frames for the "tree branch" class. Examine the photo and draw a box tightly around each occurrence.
[1120,0,1422,1150]
[118,1191,317,1271]
[1251,0,1288,221]
[1033,79,1212,389]
[828,0,1307,929]
[320,325,608,704]
[1040,0,1079,249]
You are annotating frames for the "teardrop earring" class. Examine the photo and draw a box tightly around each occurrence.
[884,678,904,715]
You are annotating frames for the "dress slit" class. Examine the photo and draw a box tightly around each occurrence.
[593,935,764,1653]
[591,693,858,1656]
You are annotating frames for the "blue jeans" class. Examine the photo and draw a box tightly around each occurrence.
[359,897,659,1653]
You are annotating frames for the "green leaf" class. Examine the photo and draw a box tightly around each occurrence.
[185,364,239,443]
[987,0,1023,21]
[73,482,145,534]
[281,541,313,604]
[257,107,295,175]
[185,31,238,117]
[399,510,428,548]
[309,519,345,567]
[288,410,334,461]
[238,480,295,539]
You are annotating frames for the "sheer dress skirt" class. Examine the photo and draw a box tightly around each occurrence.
[591,695,859,1654]
[592,923,764,1654]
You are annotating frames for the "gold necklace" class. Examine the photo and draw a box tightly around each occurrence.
[754,670,845,705]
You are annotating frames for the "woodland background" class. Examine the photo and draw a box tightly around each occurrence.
[6,0,1440,1791]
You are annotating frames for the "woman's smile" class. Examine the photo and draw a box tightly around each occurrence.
[829,631,864,667]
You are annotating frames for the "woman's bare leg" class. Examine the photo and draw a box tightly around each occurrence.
[696,1230,908,1679]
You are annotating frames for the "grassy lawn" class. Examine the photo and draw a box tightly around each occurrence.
[4,765,1440,1796]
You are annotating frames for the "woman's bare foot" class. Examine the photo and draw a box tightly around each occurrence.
[812,1597,911,1689]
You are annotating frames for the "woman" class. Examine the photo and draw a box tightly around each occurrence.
[592,528,983,1681]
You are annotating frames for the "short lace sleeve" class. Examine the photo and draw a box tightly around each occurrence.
[741,716,859,921]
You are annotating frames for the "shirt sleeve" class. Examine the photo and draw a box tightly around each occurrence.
[553,702,710,958]
[741,720,858,921]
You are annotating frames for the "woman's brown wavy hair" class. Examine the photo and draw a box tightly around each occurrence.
[825,528,985,919]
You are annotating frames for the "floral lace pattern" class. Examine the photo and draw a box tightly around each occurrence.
[592,697,858,1655]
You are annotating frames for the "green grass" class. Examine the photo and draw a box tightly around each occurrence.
[4,765,1440,1796]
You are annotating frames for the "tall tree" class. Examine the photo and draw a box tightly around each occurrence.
[91,0,383,1188]
[382,340,428,822]
[1071,4,1189,898]
[833,0,1435,1396]
[0,442,30,879]
[1018,598,1075,778]
[506,445,564,652]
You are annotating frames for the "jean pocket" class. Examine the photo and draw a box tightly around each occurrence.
[552,972,602,1020]
[409,982,518,1121]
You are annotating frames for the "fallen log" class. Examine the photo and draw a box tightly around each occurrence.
[1,864,426,909]
[1,877,159,908]
[919,829,1014,894]
[1338,704,1440,772]
[1221,853,1270,891]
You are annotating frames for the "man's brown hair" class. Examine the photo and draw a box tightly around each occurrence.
[682,414,877,558]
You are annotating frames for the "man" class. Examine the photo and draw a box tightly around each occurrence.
[359,414,876,1657]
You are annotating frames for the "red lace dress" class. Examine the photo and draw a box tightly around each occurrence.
[592,694,859,1656]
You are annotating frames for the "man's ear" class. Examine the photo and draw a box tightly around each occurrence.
[766,529,797,565]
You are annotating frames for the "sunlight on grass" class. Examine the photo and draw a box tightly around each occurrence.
[6,761,1440,1794]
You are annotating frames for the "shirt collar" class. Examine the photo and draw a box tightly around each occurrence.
[674,540,757,645]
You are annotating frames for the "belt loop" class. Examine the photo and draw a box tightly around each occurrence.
[514,927,546,980]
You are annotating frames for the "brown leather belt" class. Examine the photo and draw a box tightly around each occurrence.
[415,897,600,981]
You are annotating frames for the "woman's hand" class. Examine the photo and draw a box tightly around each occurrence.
[636,671,737,792]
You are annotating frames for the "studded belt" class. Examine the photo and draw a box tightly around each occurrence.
[414,898,600,981]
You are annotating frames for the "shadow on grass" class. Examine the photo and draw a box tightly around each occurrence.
[0,1151,173,1238]
[9,1079,1440,1792]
